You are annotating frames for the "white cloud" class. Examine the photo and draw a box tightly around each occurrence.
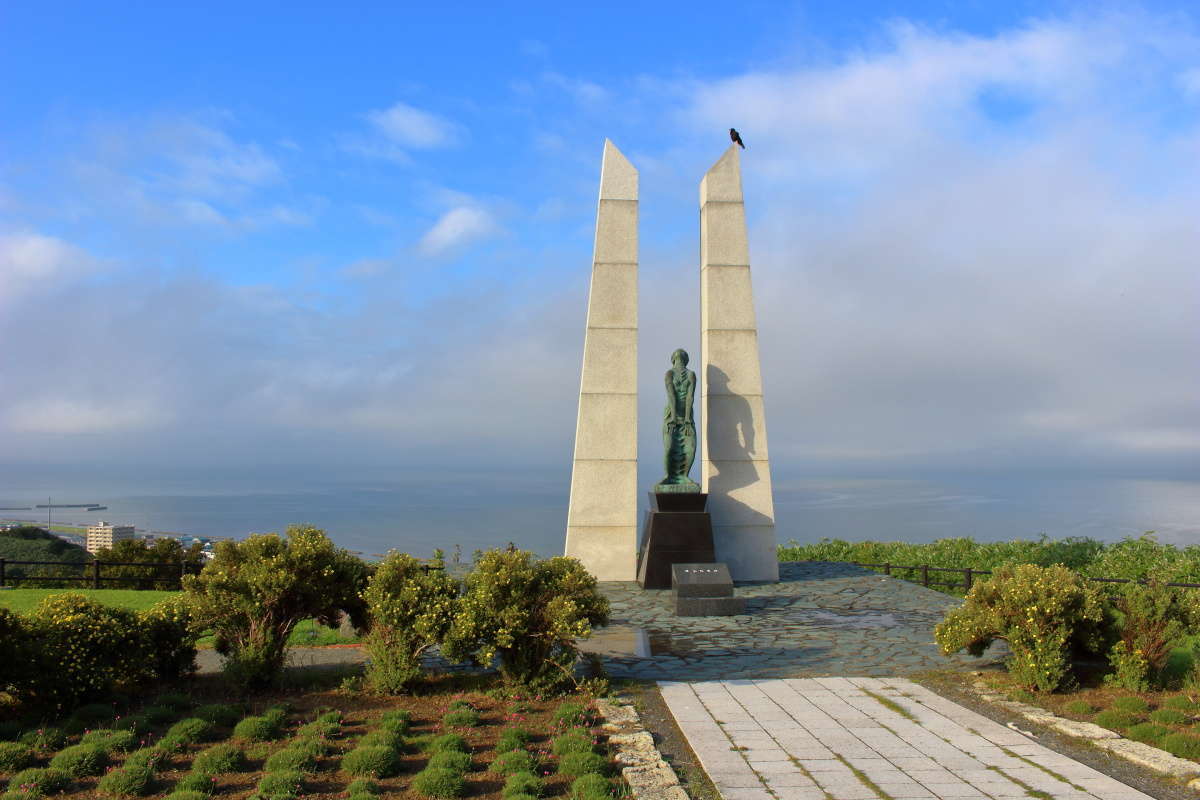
[6,397,171,434]
[0,232,96,303]
[367,102,461,149]
[418,206,500,255]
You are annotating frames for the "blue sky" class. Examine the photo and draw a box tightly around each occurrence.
[2,1,1198,488]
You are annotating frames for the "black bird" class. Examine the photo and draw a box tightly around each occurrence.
[730,128,745,149]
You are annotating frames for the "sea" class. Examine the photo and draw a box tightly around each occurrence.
[1,470,1197,558]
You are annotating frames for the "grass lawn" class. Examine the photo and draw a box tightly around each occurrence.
[0,588,360,648]
[0,587,175,614]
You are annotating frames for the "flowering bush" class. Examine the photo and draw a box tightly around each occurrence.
[935,564,1105,691]
[441,550,609,691]
[363,551,459,693]
[138,594,200,683]
[183,525,367,690]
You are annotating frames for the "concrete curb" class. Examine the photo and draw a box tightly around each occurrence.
[595,696,690,800]
[970,678,1200,790]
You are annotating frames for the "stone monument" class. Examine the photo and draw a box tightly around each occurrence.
[564,140,639,581]
[567,141,777,585]
[699,146,778,581]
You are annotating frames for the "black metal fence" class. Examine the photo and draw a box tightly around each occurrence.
[0,558,204,589]
[848,561,1200,592]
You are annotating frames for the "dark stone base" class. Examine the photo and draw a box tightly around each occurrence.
[636,492,715,590]
[675,595,747,616]
[672,563,734,597]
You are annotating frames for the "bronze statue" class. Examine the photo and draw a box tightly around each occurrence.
[657,348,700,492]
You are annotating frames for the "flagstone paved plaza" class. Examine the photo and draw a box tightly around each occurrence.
[582,561,1008,680]
[658,677,1154,800]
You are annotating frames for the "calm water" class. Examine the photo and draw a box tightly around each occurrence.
[1,473,1197,557]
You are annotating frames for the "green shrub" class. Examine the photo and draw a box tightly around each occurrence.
[357,729,403,750]
[1165,696,1200,711]
[233,716,284,742]
[1150,708,1189,725]
[502,771,542,798]
[570,773,612,800]
[166,792,210,800]
[341,746,400,778]
[297,720,338,739]
[427,750,472,773]
[1094,710,1139,730]
[1111,697,1150,713]
[1063,700,1095,715]
[379,711,411,735]
[97,763,155,797]
[288,737,328,758]
[166,718,215,744]
[504,794,538,800]
[447,699,473,711]
[252,769,303,800]
[118,715,153,736]
[49,742,108,777]
[1104,578,1200,690]
[364,552,459,693]
[140,705,175,725]
[173,772,217,794]
[153,734,188,755]
[81,728,138,752]
[1161,732,1200,760]
[315,709,341,723]
[122,748,166,772]
[139,598,199,683]
[194,704,242,728]
[934,564,1105,692]
[18,728,65,752]
[0,743,33,773]
[489,749,535,776]
[411,766,465,798]
[182,526,368,690]
[347,777,379,796]
[551,730,594,756]
[557,751,608,779]
[1127,722,1170,744]
[442,550,610,691]
[428,733,468,754]
[553,703,596,729]
[5,767,70,795]
[264,747,317,774]
[495,728,532,754]
[442,709,479,728]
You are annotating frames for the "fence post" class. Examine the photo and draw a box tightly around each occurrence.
[0,558,5,587]
[884,562,891,576]
[180,560,187,587]
[92,560,101,589]
[963,567,973,592]
[922,564,930,587]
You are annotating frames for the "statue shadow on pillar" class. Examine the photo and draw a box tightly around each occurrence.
[704,366,775,583]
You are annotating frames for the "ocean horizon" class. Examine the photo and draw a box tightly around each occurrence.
[2,471,1197,559]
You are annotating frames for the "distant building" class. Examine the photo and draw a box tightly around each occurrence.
[85,521,135,554]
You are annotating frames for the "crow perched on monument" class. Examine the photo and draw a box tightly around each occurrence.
[730,128,745,149]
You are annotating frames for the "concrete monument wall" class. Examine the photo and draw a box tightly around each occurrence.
[565,139,638,580]
[699,145,779,581]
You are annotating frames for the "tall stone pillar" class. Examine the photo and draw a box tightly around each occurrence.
[699,145,779,581]
[565,140,638,580]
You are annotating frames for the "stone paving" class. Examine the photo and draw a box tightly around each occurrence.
[583,562,1007,680]
[659,677,1154,800]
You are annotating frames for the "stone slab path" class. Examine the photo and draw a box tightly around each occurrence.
[659,677,1153,800]
[587,562,1007,680]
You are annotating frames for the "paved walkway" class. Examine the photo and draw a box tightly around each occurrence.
[659,677,1152,800]
[586,562,1007,680]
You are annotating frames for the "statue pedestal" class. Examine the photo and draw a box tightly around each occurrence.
[636,492,715,590]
